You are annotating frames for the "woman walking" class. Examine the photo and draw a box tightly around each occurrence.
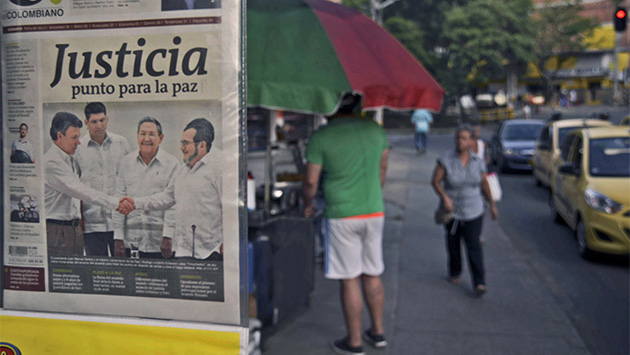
[431,124,498,296]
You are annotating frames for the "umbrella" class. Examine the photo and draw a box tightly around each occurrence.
[247,0,444,115]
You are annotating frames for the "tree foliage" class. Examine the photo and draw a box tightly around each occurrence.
[443,0,535,96]
[383,17,432,69]
[341,0,594,105]
[532,0,597,97]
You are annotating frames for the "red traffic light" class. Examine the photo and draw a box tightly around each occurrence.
[615,7,627,32]
[616,9,626,19]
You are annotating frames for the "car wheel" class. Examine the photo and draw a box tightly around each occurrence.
[549,192,562,224]
[576,219,592,259]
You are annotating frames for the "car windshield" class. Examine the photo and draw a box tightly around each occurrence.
[589,137,630,177]
[501,124,543,141]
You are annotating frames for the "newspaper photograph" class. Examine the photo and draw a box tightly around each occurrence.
[1,0,244,326]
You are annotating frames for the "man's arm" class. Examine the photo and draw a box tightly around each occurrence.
[303,162,322,218]
[45,158,119,210]
[112,166,128,256]
[132,170,179,212]
[380,148,389,187]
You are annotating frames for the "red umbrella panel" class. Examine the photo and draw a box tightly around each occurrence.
[247,0,444,114]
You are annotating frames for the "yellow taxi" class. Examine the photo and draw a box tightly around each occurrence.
[533,119,611,187]
[550,126,630,258]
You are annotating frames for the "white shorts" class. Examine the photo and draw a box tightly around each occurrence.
[324,215,385,279]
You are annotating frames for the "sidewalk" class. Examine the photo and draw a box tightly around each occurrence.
[261,133,589,355]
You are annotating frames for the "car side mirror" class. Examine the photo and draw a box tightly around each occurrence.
[558,162,578,175]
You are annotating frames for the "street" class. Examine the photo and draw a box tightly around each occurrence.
[436,122,629,355]
[264,122,629,354]
[498,171,629,355]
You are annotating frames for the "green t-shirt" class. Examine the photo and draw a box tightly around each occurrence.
[305,116,388,218]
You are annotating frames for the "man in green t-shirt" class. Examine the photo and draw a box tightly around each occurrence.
[303,93,389,355]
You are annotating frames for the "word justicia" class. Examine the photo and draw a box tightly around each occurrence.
[50,36,209,88]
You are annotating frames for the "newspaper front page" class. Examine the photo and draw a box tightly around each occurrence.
[1,0,244,326]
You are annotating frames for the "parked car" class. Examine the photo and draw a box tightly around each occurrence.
[532,119,612,187]
[550,126,630,258]
[489,119,545,172]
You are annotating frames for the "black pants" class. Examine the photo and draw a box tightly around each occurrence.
[445,215,485,287]
[84,231,115,256]
[46,221,83,256]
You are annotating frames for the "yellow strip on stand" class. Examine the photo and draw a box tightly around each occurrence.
[0,314,240,354]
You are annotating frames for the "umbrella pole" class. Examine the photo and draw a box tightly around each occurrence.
[264,109,276,214]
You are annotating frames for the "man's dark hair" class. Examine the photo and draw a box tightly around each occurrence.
[84,102,107,120]
[50,112,83,141]
[20,123,28,130]
[184,118,215,150]
[336,92,362,115]
[137,116,163,136]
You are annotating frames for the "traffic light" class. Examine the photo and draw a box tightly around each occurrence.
[615,7,627,32]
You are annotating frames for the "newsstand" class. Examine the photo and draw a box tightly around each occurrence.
[246,108,323,347]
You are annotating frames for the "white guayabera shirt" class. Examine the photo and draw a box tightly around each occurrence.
[135,148,223,259]
[44,144,118,221]
[75,132,130,233]
[112,149,181,253]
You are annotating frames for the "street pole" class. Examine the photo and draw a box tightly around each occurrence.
[369,0,398,122]
[613,32,620,105]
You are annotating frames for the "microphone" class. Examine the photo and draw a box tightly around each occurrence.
[191,225,196,258]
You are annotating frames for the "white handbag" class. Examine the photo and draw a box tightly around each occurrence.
[486,172,502,202]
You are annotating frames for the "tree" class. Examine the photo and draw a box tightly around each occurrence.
[443,0,535,109]
[342,0,370,13]
[383,17,433,70]
[385,0,469,95]
[532,0,597,101]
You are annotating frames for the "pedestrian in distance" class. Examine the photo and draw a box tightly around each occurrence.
[303,93,389,355]
[410,108,433,154]
[471,122,489,168]
[523,103,532,119]
[431,124,498,297]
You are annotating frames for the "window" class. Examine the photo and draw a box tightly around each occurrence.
[500,123,544,140]
[560,133,576,161]
[568,138,583,173]
[589,137,630,177]
[537,126,550,149]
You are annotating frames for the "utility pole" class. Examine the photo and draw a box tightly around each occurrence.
[613,31,620,105]
[370,0,398,125]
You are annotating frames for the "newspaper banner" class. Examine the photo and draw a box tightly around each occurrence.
[1,0,245,327]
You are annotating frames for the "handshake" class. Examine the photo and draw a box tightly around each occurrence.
[116,197,135,215]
